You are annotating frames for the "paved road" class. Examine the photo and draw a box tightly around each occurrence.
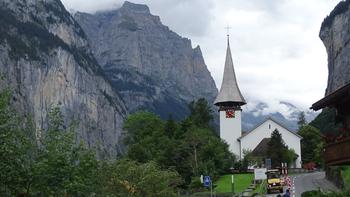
[292,171,339,197]
[265,171,339,197]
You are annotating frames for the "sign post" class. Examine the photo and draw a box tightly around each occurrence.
[203,176,213,197]
[231,174,235,196]
[254,168,267,180]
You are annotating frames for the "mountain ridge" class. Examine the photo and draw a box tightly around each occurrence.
[74,1,218,120]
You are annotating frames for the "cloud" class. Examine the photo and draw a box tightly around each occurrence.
[61,0,122,13]
[198,0,339,112]
[61,0,340,113]
[61,0,214,37]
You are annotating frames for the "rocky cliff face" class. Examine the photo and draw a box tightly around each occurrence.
[320,0,350,95]
[0,0,127,158]
[74,1,218,119]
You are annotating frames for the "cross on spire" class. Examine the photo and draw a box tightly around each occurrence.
[225,25,231,37]
[225,25,231,45]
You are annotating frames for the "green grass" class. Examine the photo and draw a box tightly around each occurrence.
[341,166,350,186]
[253,180,267,195]
[215,174,254,193]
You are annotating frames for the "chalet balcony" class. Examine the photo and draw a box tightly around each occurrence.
[324,137,350,166]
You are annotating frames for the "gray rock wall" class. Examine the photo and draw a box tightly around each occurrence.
[0,0,127,158]
[320,0,350,95]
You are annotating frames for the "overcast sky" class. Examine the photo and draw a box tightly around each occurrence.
[62,0,340,114]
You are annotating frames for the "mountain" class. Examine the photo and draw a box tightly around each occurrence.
[320,0,350,95]
[73,1,314,132]
[0,0,312,159]
[309,1,350,132]
[0,0,127,158]
[0,0,218,158]
[242,101,318,132]
[74,1,218,120]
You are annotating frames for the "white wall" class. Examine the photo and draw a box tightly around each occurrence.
[240,119,302,168]
[220,110,242,159]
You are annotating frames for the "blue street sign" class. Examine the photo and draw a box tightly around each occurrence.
[203,176,211,187]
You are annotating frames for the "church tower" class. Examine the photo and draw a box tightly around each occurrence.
[214,36,246,159]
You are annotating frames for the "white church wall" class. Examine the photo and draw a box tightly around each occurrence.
[240,119,302,168]
[220,110,242,159]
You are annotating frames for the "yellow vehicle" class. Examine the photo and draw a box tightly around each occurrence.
[266,169,283,194]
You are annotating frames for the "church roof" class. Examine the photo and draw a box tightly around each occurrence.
[251,138,299,157]
[238,117,302,140]
[251,138,270,157]
[214,38,246,106]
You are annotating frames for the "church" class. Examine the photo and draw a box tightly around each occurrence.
[214,36,302,168]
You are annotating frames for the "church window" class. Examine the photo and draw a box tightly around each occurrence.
[269,124,271,129]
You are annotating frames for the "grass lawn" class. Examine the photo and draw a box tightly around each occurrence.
[215,174,254,193]
[341,166,350,185]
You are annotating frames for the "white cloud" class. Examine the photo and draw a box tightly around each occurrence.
[61,0,341,113]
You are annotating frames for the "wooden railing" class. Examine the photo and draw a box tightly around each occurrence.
[325,137,350,166]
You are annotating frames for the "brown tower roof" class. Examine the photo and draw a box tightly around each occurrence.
[214,37,246,106]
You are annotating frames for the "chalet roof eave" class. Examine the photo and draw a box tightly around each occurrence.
[311,82,350,111]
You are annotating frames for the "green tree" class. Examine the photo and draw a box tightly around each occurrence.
[32,106,98,196]
[188,98,213,128]
[309,108,337,134]
[123,111,164,146]
[267,129,288,168]
[124,111,167,163]
[0,89,33,196]
[284,148,297,166]
[123,99,235,190]
[297,111,307,129]
[98,160,182,197]
[298,125,323,166]
[164,115,180,138]
[183,126,234,183]
[242,149,263,168]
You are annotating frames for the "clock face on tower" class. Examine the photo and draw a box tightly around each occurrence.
[225,110,235,118]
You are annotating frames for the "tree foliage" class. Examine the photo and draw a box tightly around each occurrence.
[98,160,182,197]
[0,89,33,196]
[0,89,232,195]
[267,129,296,167]
[297,111,307,129]
[298,125,323,166]
[188,98,213,129]
[31,107,99,196]
[123,99,234,189]
[242,149,264,169]
[309,108,337,134]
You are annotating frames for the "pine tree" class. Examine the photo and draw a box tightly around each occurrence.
[298,125,323,165]
[297,111,307,129]
[267,129,287,168]
[188,98,213,128]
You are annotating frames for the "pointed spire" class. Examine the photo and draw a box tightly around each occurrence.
[214,36,246,106]
[227,34,230,47]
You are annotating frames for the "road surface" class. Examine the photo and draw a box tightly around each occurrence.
[265,171,339,197]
